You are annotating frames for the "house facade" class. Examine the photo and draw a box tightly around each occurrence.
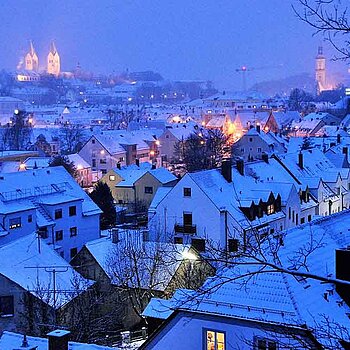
[0,167,101,260]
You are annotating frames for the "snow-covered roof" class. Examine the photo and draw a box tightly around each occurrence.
[0,234,91,308]
[113,163,176,187]
[67,153,91,169]
[0,331,120,350]
[151,210,350,348]
[0,167,101,217]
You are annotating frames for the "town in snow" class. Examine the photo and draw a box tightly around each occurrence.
[0,1,350,349]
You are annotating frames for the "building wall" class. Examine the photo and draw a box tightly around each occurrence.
[158,130,180,163]
[143,312,315,350]
[78,137,126,177]
[148,175,223,245]
[42,200,100,260]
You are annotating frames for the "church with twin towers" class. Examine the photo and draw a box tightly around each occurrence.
[25,41,60,76]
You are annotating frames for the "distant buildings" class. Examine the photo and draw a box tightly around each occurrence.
[19,40,61,77]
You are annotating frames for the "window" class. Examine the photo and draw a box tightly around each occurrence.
[0,296,14,317]
[100,158,107,164]
[119,157,124,162]
[55,230,63,241]
[308,214,312,222]
[92,159,96,168]
[174,237,183,244]
[69,206,77,216]
[9,217,21,229]
[288,207,291,220]
[254,337,277,350]
[301,217,305,224]
[28,214,33,223]
[109,175,116,181]
[240,148,244,153]
[296,213,299,225]
[183,187,192,197]
[101,169,107,175]
[257,147,262,153]
[70,227,77,237]
[70,247,78,259]
[206,330,225,350]
[266,204,274,215]
[249,137,253,142]
[228,238,239,252]
[144,186,153,194]
[55,209,62,219]
[91,139,95,144]
[183,212,193,226]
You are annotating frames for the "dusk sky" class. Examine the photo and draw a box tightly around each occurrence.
[1,0,348,88]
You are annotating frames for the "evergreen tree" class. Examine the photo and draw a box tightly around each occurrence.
[49,155,78,178]
[89,182,116,230]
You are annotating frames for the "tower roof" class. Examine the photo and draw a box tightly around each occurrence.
[29,40,36,57]
[49,41,57,55]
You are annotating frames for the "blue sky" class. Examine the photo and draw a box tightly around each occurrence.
[0,0,348,88]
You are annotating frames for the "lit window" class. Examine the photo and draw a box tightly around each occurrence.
[206,330,225,350]
[109,175,116,181]
[9,217,21,229]
[254,337,277,350]
[267,204,274,215]
[183,187,192,197]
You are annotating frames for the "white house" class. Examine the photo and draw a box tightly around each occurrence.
[142,211,350,349]
[0,166,101,260]
[148,159,314,250]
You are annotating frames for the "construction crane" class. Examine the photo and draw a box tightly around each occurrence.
[235,64,284,92]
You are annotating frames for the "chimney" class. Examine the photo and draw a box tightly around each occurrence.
[221,158,232,183]
[47,330,70,350]
[21,334,29,347]
[337,134,341,144]
[298,152,303,170]
[236,158,244,176]
[335,249,350,306]
[135,158,140,167]
[256,124,261,133]
[262,153,269,163]
[343,147,348,156]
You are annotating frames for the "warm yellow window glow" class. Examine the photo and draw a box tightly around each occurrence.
[206,330,225,350]
[267,204,275,215]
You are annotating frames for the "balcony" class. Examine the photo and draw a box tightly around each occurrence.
[174,224,197,234]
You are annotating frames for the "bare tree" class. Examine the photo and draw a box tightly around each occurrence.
[59,123,86,154]
[105,230,213,326]
[294,0,350,61]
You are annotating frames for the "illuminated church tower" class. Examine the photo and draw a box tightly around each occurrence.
[25,41,39,72]
[47,41,60,76]
[315,46,326,95]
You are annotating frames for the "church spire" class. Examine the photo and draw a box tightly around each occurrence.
[50,41,57,55]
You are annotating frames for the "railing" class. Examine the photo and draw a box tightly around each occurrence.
[174,223,197,234]
[0,182,70,202]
